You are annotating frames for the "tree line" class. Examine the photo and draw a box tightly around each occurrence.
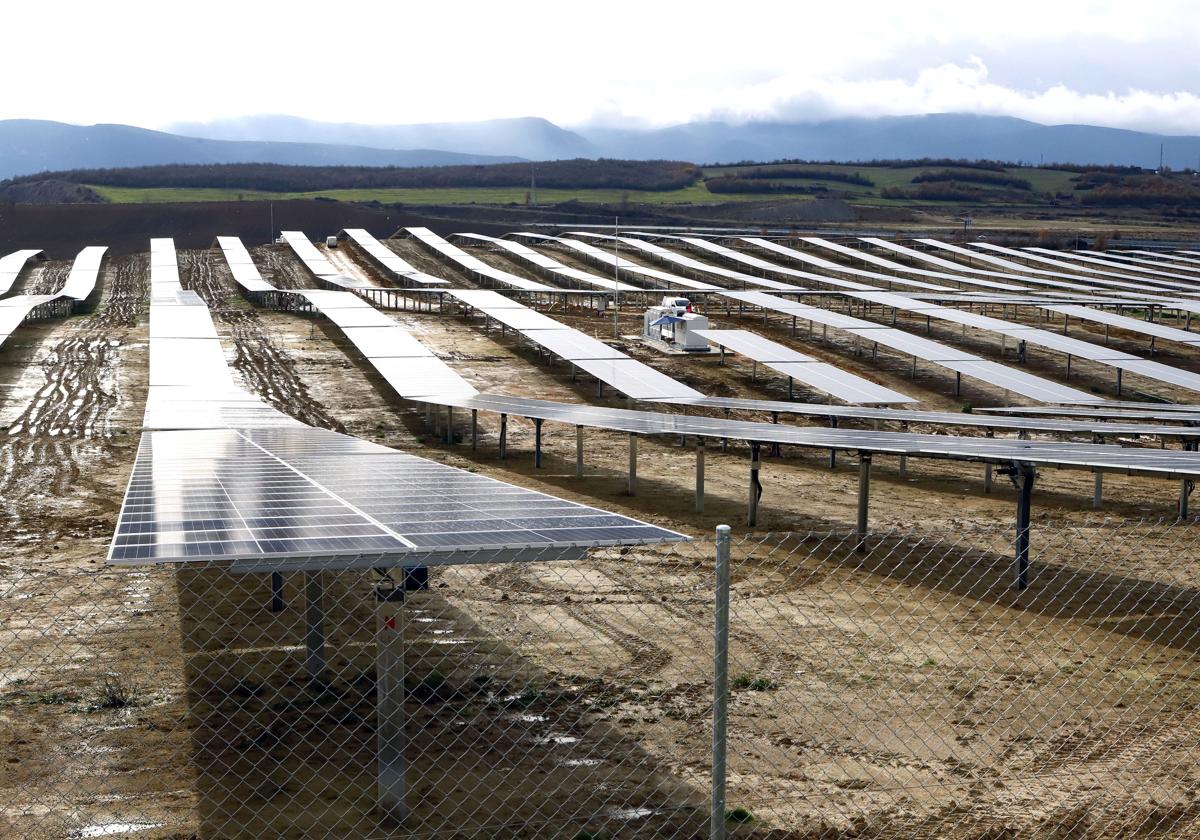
[911,169,1032,190]
[1,159,702,193]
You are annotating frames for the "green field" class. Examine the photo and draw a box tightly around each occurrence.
[88,183,800,206]
[87,163,1081,207]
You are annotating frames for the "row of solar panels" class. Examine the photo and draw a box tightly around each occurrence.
[553,233,1200,398]
[244,234,1200,464]
[115,238,684,564]
[0,247,107,348]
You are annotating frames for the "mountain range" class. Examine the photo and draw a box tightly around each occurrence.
[3,113,1200,181]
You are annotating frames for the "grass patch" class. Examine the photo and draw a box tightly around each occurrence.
[726,806,755,824]
[92,673,141,710]
[731,674,775,691]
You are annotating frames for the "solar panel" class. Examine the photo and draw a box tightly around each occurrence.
[281,231,339,277]
[108,426,686,565]
[405,227,554,291]
[580,233,802,291]
[341,326,436,359]
[0,250,43,296]
[455,233,639,292]
[341,228,448,286]
[526,330,627,361]
[803,237,1020,292]
[444,288,704,401]
[691,329,817,363]
[571,358,706,400]
[551,237,722,291]
[720,290,1100,403]
[419,392,1200,478]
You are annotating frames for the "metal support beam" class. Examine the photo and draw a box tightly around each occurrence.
[270,571,285,612]
[747,442,762,526]
[828,417,838,469]
[628,433,638,495]
[304,571,327,680]
[856,452,871,553]
[575,425,584,478]
[695,439,706,513]
[1003,463,1037,591]
[533,419,544,468]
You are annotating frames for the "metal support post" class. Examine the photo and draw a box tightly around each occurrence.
[575,425,584,478]
[471,409,478,451]
[375,579,406,822]
[695,439,706,513]
[445,406,453,444]
[856,452,871,553]
[1094,471,1103,508]
[828,417,838,469]
[499,414,508,458]
[1002,463,1037,591]
[711,525,732,840]
[628,433,638,495]
[534,418,543,469]
[270,571,285,612]
[304,571,327,680]
[747,442,762,526]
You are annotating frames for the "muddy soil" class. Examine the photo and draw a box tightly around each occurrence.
[0,254,196,839]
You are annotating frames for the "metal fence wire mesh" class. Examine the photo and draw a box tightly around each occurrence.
[4,521,1200,839]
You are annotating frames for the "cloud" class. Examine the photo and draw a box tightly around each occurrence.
[685,58,1200,135]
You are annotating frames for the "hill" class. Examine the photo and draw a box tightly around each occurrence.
[0,120,520,180]
[166,115,597,162]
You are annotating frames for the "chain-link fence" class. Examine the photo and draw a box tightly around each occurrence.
[4,520,1200,839]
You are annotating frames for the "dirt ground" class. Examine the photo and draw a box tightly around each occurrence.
[2,238,1200,838]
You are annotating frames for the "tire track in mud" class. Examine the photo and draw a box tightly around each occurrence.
[179,249,344,432]
[0,254,147,541]
[474,562,676,681]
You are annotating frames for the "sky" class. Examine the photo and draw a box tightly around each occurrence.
[8,0,1200,134]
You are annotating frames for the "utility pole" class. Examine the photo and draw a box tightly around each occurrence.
[613,216,620,338]
[1160,143,1165,174]
[269,202,275,245]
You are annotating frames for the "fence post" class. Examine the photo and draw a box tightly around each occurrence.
[711,525,732,840]
[375,580,407,822]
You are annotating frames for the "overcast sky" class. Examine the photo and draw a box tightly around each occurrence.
[9,0,1200,134]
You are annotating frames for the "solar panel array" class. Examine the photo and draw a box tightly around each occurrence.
[109,425,685,564]
[340,228,448,286]
[404,227,554,291]
[0,246,107,351]
[849,290,1200,394]
[0,250,43,297]
[538,234,724,291]
[212,238,477,401]
[144,238,301,432]
[215,236,276,293]
[117,239,684,566]
[691,328,915,404]
[414,392,1200,479]
[454,233,639,292]
[721,290,1102,403]
[443,288,704,400]
[574,232,804,292]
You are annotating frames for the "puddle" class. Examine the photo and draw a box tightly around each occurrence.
[72,823,163,838]
[609,807,660,820]
[537,734,579,745]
